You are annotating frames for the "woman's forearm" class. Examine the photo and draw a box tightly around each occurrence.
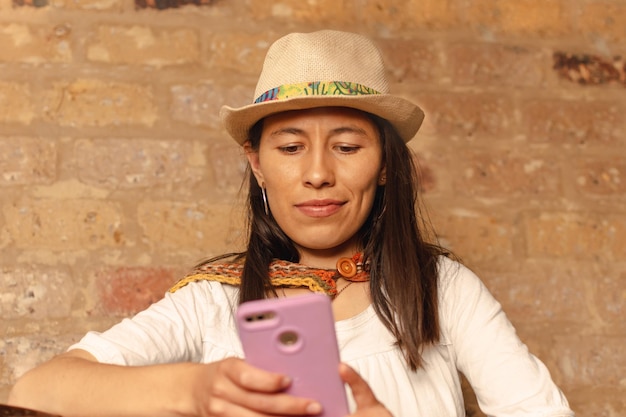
[8,349,201,417]
[8,350,320,417]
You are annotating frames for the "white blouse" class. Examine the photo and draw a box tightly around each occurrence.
[70,257,574,417]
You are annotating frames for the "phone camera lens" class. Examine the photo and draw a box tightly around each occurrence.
[279,331,299,346]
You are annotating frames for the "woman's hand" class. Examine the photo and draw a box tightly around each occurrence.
[339,364,393,417]
[190,357,322,416]
[9,351,321,417]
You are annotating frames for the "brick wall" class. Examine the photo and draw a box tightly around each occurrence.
[1,1,624,415]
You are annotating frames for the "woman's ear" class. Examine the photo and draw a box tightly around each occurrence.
[244,141,265,186]
[378,165,387,186]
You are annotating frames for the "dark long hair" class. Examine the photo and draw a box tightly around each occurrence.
[234,112,447,370]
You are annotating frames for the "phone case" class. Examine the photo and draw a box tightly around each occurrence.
[236,293,349,417]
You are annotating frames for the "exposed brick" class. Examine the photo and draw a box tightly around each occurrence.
[0,265,73,319]
[75,138,206,189]
[55,0,123,11]
[136,0,213,9]
[480,261,593,324]
[0,334,80,384]
[207,141,248,194]
[0,386,8,405]
[405,0,459,28]
[0,137,56,185]
[513,330,625,415]
[87,25,199,67]
[0,23,72,64]
[246,0,349,25]
[549,335,625,388]
[414,147,450,194]
[413,153,437,194]
[137,201,245,252]
[422,146,561,197]
[205,32,278,75]
[0,82,34,125]
[553,52,626,86]
[429,210,514,263]
[466,0,571,36]
[0,221,10,250]
[3,199,124,250]
[524,212,626,261]
[521,99,625,146]
[574,157,626,196]
[417,93,514,140]
[21,179,111,200]
[447,42,547,87]
[11,0,48,7]
[571,395,626,417]
[95,266,178,316]
[578,2,626,43]
[595,270,626,331]
[377,39,443,83]
[360,0,459,30]
[170,82,250,129]
[452,150,561,197]
[42,79,157,127]
[349,0,411,31]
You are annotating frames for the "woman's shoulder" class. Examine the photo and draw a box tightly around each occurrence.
[436,255,469,280]
[169,253,245,294]
[162,256,243,317]
[435,255,486,298]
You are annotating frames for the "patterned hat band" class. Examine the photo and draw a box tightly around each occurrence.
[254,81,382,104]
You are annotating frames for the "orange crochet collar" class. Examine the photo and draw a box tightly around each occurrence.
[169,253,369,298]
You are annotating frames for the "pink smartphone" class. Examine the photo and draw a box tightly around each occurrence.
[236,293,349,417]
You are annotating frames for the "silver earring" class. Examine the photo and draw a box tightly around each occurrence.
[261,185,269,216]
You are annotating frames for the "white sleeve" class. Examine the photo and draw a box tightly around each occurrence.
[68,281,237,366]
[439,259,574,417]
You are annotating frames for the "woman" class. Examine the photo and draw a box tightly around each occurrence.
[9,30,574,417]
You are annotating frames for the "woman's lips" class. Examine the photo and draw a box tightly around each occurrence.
[295,199,345,217]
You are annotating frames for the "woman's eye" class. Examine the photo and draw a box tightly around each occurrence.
[279,145,301,154]
[336,145,360,153]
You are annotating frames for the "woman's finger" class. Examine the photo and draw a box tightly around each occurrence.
[203,392,321,417]
[338,363,380,408]
[198,358,322,416]
[221,358,291,392]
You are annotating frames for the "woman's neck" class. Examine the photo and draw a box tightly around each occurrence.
[296,243,360,269]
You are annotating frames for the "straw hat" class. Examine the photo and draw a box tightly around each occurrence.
[220,30,424,145]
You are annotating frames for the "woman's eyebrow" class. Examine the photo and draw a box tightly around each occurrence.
[268,127,305,137]
[267,125,369,138]
[330,126,368,136]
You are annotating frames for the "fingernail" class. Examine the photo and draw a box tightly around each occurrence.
[281,376,291,388]
[306,402,322,414]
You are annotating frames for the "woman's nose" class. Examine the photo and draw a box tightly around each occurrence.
[303,149,335,188]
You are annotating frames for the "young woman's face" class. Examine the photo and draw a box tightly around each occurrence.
[246,107,385,265]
